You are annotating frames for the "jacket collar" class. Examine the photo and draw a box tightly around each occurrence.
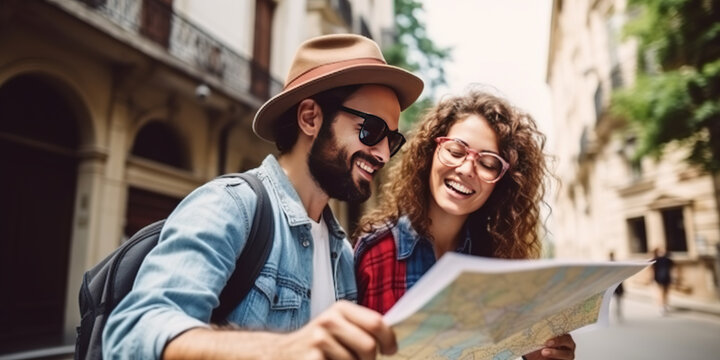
[258,155,346,239]
[392,215,473,260]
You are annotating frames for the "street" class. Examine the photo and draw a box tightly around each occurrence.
[573,295,720,359]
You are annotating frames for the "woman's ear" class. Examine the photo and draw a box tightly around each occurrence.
[297,99,322,138]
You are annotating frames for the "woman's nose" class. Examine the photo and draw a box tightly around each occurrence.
[454,157,476,177]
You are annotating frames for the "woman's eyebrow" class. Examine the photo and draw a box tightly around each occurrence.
[452,137,499,155]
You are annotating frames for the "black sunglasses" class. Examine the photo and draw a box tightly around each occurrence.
[339,106,406,156]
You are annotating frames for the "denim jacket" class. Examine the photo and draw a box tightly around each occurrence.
[355,215,473,289]
[103,155,357,359]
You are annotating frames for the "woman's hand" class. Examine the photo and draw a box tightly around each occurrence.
[523,334,575,360]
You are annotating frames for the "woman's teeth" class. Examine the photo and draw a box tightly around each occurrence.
[445,180,473,195]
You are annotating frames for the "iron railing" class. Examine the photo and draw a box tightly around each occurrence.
[75,0,282,100]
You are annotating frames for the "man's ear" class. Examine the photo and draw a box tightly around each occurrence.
[297,99,322,138]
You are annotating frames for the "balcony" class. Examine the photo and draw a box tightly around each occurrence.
[65,0,282,101]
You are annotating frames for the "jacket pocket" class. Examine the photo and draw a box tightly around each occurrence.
[232,272,305,331]
[255,274,304,310]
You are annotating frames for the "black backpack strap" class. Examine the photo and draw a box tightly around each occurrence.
[211,172,274,323]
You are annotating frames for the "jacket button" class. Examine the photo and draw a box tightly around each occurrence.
[302,240,310,247]
[331,251,337,259]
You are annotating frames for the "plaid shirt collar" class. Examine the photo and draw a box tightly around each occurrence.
[355,215,477,314]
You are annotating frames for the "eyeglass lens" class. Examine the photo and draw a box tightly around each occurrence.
[438,140,503,181]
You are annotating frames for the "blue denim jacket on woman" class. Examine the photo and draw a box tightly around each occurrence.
[103,155,357,359]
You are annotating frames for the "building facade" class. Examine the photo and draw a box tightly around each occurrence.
[546,0,719,305]
[0,0,394,356]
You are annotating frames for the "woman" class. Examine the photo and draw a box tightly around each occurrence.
[353,90,575,359]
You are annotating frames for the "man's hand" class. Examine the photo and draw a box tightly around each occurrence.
[268,300,397,360]
[164,300,396,360]
[523,334,576,360]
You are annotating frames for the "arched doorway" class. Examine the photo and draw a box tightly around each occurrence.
[125,121,186,238]
[0,74,80,351]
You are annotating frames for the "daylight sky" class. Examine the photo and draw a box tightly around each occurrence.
[422,0,554,138]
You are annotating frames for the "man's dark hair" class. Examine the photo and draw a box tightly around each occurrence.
[274,85,361,153]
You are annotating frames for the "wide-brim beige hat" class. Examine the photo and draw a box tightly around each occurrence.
[253,34,424,142]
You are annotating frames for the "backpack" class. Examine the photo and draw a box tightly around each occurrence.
[75,172,274,360]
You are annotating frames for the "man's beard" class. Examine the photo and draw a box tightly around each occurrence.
[308,125,381,203]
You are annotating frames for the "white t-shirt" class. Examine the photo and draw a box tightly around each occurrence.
[310,216,336,318]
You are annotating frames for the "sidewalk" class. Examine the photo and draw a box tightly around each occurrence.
[625,287,720,317]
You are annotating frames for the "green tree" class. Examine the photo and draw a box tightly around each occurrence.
[611,0,720,172]
[383,0,451,129]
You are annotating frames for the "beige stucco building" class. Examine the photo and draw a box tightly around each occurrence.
[546,0,719,305]
[0,0,394,357]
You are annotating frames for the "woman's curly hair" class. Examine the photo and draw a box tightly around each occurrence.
[354,89,549,259]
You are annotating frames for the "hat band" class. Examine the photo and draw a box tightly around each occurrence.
[285,57,387,90]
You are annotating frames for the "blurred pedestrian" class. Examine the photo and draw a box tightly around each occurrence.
[609,251,624,321]
[652,247,674,315]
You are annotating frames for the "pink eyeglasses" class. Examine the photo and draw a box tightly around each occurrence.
[435,137,509,183]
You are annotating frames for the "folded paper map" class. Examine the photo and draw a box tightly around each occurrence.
[382,253,650,360]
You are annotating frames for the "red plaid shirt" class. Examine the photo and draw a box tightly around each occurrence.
[354,216,472,314]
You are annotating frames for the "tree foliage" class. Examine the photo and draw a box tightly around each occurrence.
[383,0,451,129]
[611,0,720,172]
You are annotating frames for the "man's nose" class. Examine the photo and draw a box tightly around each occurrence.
[369,136,390,164]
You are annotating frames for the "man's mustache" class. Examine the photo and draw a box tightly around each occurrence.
[353,151,384,170]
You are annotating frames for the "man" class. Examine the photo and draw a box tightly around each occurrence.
[103,34,423,359]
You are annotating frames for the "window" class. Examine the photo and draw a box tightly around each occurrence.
[627,216,648,253]
[661,207,688,252]
[140,0,174,48]
[620,136,643,181]
[131,121,188,170]
[360,17,372,39]
[606,15,623,89]
[593,84,603,121]
[251,0,276,99]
